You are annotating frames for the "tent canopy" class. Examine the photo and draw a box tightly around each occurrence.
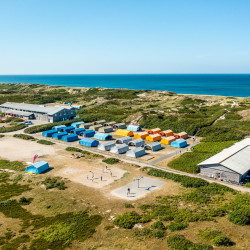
[128,139,145,147]
[71,121,84,128]
[94,133,113,141]
[52,131,68,139]
[146,134,161,142]
[82,130,95,137]
[127,125,142,132]
[74,128,86,135]
[126,148,146,158]
[26,160,49,174]
[116,136,132,145]
[144,142,162,151]
[98,126,114,133]
[79,138,99,147]
[160,130,173,137]
[134,132,148,139]
[63,126,75,132]
[42,129,58,137]
[148,128,161,134]
[98,141,116,151]
[110,143,129,154]
[52,125,66,131]
[61,134,79,142]
[161,136,176,145]
[171,139,187,148]
[115,129,133,137]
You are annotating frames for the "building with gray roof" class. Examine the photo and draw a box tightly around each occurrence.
[0,102,76,123]
[198,138,250,184]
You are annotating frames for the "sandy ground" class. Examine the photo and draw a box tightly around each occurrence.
[56,161,126,188]
[0,136,57,162]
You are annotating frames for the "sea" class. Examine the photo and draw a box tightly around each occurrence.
[0,74,249,97]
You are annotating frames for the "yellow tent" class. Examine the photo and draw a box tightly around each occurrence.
[161,136,176,145]
[148,128,161,134]
[146,134,162,142]
[134,132,148,139]
[115,129,133,137]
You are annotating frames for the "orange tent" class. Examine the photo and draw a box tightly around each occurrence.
[161,136,176,145]
[146,134,162,142]
[175,132,188,139]
[148,128,162,134]
[134,132,148,139]
[160,129,173,137]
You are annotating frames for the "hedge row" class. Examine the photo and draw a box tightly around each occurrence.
[0,123,26,133]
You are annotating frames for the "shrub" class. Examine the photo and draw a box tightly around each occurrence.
[102,158,120,165]
[42,177,66,190]
[113,211,141,229]
[168,222,188,231]
[37,140,55,145]
[151,221,165,230]
[125,203,134,208]
[104,225,114,230]
[19,197,32,205]
[198,229,221,240]
[0,123,26,133]
[65,147,82,152]
[0,134,4,138]
[13,134,35,140]
[211,235,234,246]
[134,228,152,238]
[167,235,213,250]
[153,230,165,238]
[228,209,250,226]
[147,168,209,188]
[245,183,250,188]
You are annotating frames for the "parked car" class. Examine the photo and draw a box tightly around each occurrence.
[24,121,32,125]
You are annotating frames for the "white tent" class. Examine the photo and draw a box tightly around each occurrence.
[116,136,132,145]
[110,144,129,154]
[128,139,145,147]
[126,148,146,158]
[98,141,116,151]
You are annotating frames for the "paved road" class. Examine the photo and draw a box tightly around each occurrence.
[150,142,200,164]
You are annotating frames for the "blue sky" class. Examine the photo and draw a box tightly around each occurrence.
[0,0,250,74]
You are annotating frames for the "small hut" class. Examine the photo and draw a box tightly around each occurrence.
[98,126,114,133]
[176,132,188,139]
[171,139,187,148]
[104,121,116,127]
[89,124,103,131]
[71,121,84,128]
[126,148,146,158]
[52,131,68,139]
[114,123,126,129]
[148,128,161,134]
[134,132,148,139]
[26,161,49,174]
[61,134,79,142]
[144,142,162,151]
[98,141,116,151]
[127,125,142,132]
[42,129,57,137]
[79,122,93,129]
[116,136,132,145]
[79,138,99,147]
[115,129,133,137]
[94,133,113,141]
[82,130,95,137]
[110,144,129,154]
[74,128,86,135]
[128,139,145,147]
[160,130,174,137]
[94,120,106,125]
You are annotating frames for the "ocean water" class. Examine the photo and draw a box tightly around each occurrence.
[0,74,249,97]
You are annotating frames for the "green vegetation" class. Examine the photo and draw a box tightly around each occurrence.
[42,177,66,190]
[37,139,55,145]
[125,203,135,208]
[13,133,35,140]
[167,235,213,250]
[147,168,209,187]
[0,183,31,200]
[102,158,120,165]
[0,123,26,133]
[167,222,188,231]
[0,134,4,138]
[151,221,165,230]
[113,211,141,229]
[0,159,25,171]
[168,141,236,173]
[65,146,82,152]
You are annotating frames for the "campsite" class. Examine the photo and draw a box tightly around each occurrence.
[0,83,250,249]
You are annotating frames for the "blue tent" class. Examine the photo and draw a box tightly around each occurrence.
[52,125,66,131]
[42,129,58,137]
[94,133,112,141]
[71,121,84,128]
[52,132,68,139]
[127,125,142,132]
[82,130,95,137]
[74,128,86,135]
[170,139,187,148]
[63,126,75,133]
[61,134,79,142]
[79,138,99,147]
[26,160,49,174]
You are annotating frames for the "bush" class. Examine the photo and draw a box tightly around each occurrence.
[125,203,134,208]
[211,235,234,246]
[104,225,114,230]
[228,209,250,226]
[113,211,141,229]
[151,221,165,230]
[0,134,4,138]
[37,140,55,145]
[65,147,82,152]
[153,230,165,238]
[246,183,250,188]
[0,123,26,133]
[198,229,221,240]
[102,158,120,165]
[147,168,209,188]
[167,235,213,250]
[13,134,35,140]
[0,159,25,171]
[168,222,188,231]
[42,177,66,190]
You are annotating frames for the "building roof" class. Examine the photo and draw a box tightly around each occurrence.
[3,109,34,117]
[199,138,250,175]
[0,102,73,115]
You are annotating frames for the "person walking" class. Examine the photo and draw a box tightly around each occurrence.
[101,176,103,181]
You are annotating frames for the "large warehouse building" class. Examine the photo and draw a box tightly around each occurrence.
[198,138,250,184]
[0,102,76,123]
